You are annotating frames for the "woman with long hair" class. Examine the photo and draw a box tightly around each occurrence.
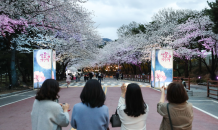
[71,79,109,130]
[158,82,193,130]
[31,79,70,130]
[117,83,149,130]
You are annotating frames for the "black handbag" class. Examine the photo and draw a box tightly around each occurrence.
[110,109,121,127]
[167,103,174,130]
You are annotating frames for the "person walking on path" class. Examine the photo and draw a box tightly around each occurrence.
[75,73,78,82]
[66,74,72,88]
[101,73,104,81]
[181,78,187,89]
[75,73,80,82]
[84,73,87,82]
[98,72,103,84]
[31,79,70,130]
[89,72,93,80]
[84,73,89,82]
[116,72,119,80]
[71,80,109,130]
[157,82,193,130]
[120,73,123,80]
[117,83,149,130]
[78,73,81,81]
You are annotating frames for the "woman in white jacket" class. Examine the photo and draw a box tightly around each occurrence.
[31,79,70,130]
[117,83,149,130]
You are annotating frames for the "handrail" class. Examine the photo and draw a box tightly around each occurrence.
[123,74,150,83]
[207,80,218,100]
[173,77,191,90]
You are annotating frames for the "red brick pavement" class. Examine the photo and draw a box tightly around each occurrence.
[0,87,218,130]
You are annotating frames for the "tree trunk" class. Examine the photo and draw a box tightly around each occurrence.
[131,64,137,74]
[60,61,69,80]
[121,63,128,74]
[198,57,202,73]
[11,42,18,87]
[31,73,33,82]
[136,64,142,74]
[210,49,217,80]
[28,73,30,81]
[147,62,151,74]
[189,60,192,72]
[198,43,202,73]
[176,69,181,76]
[17,58,27,83]
[6,73,8,82]
[184,59,189,78]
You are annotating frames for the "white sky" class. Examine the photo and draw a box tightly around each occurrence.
[81,0,215,40]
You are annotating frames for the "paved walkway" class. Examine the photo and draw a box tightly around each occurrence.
[59,78,150,88]
[0,78,218,130]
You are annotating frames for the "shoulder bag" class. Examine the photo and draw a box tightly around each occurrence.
[110,108,121,127]
[167,103,174,130]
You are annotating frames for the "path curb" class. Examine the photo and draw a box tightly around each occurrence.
[0,89,33,98]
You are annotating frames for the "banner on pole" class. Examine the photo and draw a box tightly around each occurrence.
[33,49,56,89]
[52,50,56,80]
[151,49,173,88]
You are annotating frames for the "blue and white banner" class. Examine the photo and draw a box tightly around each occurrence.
[151,49,173,88]
[33,49,56,89]
[52,50,56,80]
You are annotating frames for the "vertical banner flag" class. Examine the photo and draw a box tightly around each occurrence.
[151,49,173,88]
[151,49,155,87]
[52,50,56,80]
[33,49,56,89]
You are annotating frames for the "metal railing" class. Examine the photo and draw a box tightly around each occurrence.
[123,74,150,83]
[173,77,191,90]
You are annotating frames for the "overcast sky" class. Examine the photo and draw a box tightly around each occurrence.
[82,0,215,40]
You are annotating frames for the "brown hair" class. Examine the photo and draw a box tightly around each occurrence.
[166,82,188,104]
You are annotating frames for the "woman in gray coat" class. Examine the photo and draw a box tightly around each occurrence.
[31,79,70,130]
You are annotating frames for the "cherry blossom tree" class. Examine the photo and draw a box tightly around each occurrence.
[0,0,101,85]
[170,12,218,80]
[0,14,28,86]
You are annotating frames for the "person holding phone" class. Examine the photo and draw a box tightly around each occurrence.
[71,79,109,130]
[31,79,70,130]
[157,82,193,130]
[117,83,149,130]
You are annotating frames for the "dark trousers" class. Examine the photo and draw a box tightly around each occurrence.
[98,78,101,84]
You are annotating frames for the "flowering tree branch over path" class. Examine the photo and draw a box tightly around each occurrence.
[93,8,217,79]
[0,0,101,85]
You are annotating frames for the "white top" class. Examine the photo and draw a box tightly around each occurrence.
[66,75,71,81]
[117,97,149,130]
[31,99,69,130]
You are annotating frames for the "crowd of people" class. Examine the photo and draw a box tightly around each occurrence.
[31,79,193,130]
[66,71,106,86]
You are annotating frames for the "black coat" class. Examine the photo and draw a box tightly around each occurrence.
[98,73,103,78]
[116,73,119,77]
[89,73,93,77]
